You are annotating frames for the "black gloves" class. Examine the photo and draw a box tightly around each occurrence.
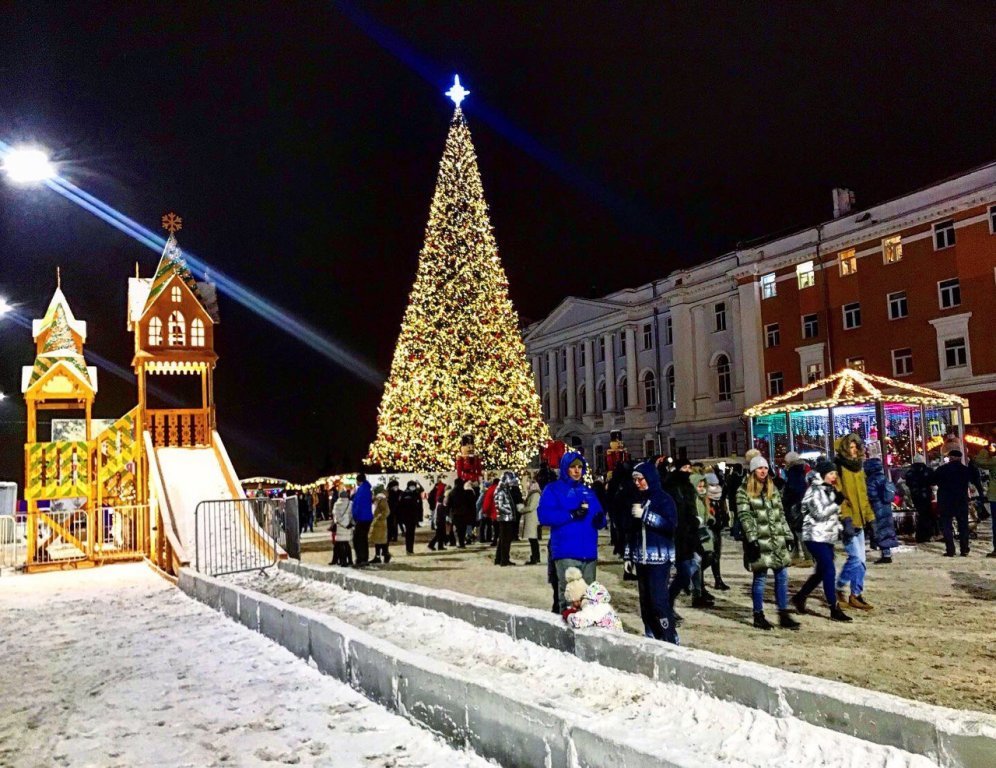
[746,540,761,562]
[570,506,587,521]
[785,539,795,552]
[833,490,846,506]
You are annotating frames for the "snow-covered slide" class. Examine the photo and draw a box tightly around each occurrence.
[147,431,281,574]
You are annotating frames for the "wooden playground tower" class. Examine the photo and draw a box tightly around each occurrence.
[21,215,219,572]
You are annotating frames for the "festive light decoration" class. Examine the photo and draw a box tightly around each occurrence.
[445,75,470,108]
[744,368,967,417]
[367,93,549,472]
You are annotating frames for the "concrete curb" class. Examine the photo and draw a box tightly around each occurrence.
[276,560,996,768]
[177,568,695,768]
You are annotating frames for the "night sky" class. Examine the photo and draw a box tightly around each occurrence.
[1,2,993,482]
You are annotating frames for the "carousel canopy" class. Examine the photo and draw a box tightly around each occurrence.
[744,368,968,417]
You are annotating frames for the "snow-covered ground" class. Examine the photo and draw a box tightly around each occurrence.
[234,569,940,768]
[0,564,494,768]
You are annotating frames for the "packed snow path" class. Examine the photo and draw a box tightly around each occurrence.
[0,564,494,768]
[233,570,941,768]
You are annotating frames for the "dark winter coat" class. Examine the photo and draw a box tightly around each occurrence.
[662,469,700,562]
[781,463,809,533]
[351,481,373,523]
[904,463,935,508]
[398,488,423,527]
[736,480,792,572]
[624,461,677,565]
[607,462,637,544]
[863,458,898,550]
[537,452,606,561]
[932,461,974,515]
[447,480,477,527]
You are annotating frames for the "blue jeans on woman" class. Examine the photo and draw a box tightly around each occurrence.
[751,567,789,613]
[798,541,836,605]
[837,530,866,595]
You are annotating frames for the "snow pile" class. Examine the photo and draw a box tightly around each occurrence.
[0,564,494,768]
[233,570,940,768]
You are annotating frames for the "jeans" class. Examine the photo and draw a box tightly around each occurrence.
[637,563,678,644]
[555,557,596,612]
[798,541,836,605]
[941,505,970,555]
[668,558,698,606]
[752,567,789,613]
[836,529,866,595]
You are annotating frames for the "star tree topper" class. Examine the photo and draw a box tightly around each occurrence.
[445,75,470,108]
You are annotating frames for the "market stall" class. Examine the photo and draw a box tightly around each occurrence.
[744,368,969,473]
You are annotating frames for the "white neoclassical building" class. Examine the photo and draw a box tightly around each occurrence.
[524,253,749,472]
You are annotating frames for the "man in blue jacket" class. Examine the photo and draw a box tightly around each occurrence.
[538,452,606,612]
[351,473,373,566]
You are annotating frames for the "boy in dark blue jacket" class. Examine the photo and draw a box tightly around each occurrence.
[538,452,606,611]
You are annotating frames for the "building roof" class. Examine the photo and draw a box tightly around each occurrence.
[32,286,86,342]
[744,368,968,417]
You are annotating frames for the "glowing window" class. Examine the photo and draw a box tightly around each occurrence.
[171,285,182,303]
[191,318,205,347]
[838,249,857,276]
[148,316,162,346]
[882,235,903,264]
[796,261,815,289]
[168,311,186,346]
[761,272,777,299]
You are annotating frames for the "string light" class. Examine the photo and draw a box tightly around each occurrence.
[367,104,549,471]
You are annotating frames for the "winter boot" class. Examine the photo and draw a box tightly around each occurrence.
[527,539,541,565]
[753,611,773,630]
[714,578,731,591]
[848,593,873,610]
[836,590,849,609]
[987,550,996,558]
[791,593,808,615]
[874,555,892,564]
[778,610,801,630]
[830,603,853,622]
[692,595,714,608]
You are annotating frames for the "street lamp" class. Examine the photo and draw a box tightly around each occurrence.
[1,146,55,184]
[0,298,12,317]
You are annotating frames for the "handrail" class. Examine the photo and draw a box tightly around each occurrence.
[144,430,188,567]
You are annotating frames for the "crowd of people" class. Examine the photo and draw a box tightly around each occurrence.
[319,438,994,644]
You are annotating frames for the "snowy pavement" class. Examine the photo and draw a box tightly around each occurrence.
[0,564,494,768]
[234,569,940,768]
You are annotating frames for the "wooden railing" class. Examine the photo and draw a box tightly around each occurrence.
[146,409,211,448]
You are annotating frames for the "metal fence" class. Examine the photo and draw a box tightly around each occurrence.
[0,516,23,568]
[193,498,287,577]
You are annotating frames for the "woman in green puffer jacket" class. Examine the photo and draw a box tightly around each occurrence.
[736,455,800,631]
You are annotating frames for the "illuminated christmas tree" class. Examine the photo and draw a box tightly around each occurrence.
[368,77,549,472]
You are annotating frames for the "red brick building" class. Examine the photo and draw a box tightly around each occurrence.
[732,163,996,435]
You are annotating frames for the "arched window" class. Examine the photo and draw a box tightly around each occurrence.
[148,316,162,346]
[618,376,628,409]
[643,371,657,413]
[716,354,732,402]
[597,380,606,414]
[542,393,551,420]
[191,318,205,347]
[559,389,568,419]
[577,385,586,415]
[171,285,182,303]
[168,311,186,346]
[665,366,676,409]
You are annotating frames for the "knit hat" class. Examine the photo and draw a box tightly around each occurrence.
[784,451,801,466]
[563,566,588,604]
[373,484,386,495]
[705,472,720,486]
[749,455,769,473]
[815,459,836,478]
[745,448,761,464]
[912,454,926,464]
[947,449,963,459]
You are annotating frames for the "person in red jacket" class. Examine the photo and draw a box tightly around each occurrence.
[479,478,499,544]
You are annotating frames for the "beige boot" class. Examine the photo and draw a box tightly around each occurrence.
[849,593,873,610]
[836,590,849,609]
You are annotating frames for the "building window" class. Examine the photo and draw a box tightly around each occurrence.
[559,389,568,418]
[843,302,861,330]
[579,344,586,367]
[846,357,865,372]
[838,248,857,276]
[714,302,727,332]
[718,432,729,457]
[796,261,815,289]
[887,291,908,320]
[644,439,656,458]
[167,311,186,346]
[883,235,903,264]
[148,316,162,346]
[944,338,967,369]
[597,380,607,413]
[716,355,732,401]
[767,371,784,396]
[643,372,657,413]
[663,315,673,345]
[171,285,182,303]
[806,362,823,383]
[561,348,567,371]
[765,323,780,348]
[707,434,715,457]
[542,394,550,420]
[938,278,961,309]
[668,437,678,459]
[190,318,205,347]
[989,205,996,234]
[802,313,819,339]
[618,376,628,408]
[761,272,777,299]
[643,323,653,350]
[619,332,627,357]
[892,348,913,377]
[665,366,676,409]
[933,220,955,250]
[598,337,605,361]
[577,385,586,414]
